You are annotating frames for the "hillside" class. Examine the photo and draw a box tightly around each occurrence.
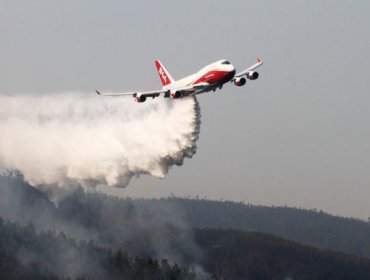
[195,229,370,279]
[160,197,370,258]
[1,217,370,280]
[2,174,370,260]
[0,218,197,280]
[2,174,370,279]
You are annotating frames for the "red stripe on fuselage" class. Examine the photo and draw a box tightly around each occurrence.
[192,70,235,85]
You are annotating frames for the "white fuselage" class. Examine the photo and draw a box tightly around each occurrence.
[163,60,236,95]
[96,57,262,102]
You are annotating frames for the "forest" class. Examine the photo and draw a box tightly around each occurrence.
[1,174,370,279]
[0,218,197,280]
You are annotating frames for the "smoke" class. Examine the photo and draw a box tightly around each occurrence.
[0,92,200,199]
[0,93,206,277]
[0,175,207,278]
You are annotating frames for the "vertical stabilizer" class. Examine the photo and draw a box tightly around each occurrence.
[155,60,175,87]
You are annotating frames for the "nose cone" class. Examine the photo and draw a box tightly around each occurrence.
[225,66,236,82]
[229,64,236,74]
[224,63,235,76]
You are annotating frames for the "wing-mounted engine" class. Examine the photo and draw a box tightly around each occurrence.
[234,77,246,86]
[135,94,147,103]
[170,90,183,99]
[247,71,259,80]
[233,58,262,85]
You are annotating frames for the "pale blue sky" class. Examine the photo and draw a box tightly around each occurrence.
[1,1,370,218]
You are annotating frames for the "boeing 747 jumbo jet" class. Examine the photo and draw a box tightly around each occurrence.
[96,58,263,102]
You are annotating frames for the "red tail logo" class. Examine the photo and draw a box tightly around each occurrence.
[158,67,168,84]
[155,60,173,86]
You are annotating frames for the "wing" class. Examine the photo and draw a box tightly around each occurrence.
[234,57,263,78]
[95,89,168,98]
[96,82,210,99]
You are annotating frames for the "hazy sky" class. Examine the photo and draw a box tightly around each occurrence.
[1,0,370,219]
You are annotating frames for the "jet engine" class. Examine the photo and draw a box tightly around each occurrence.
[135,95,146,103]
[170,91,183,99]
[247,71,259,80]
[234,77,246,86]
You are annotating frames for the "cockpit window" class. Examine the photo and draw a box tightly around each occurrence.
[221,60,230,65]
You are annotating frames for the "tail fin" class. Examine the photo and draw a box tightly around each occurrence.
[155,60,175,86]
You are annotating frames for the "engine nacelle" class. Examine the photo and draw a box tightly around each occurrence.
[247,71,259,80]
[135,95,146,103]
[170,90,183,99]
[234,77,246,86]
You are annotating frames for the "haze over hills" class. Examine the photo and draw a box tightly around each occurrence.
[161,197,370,259]
[2,217,370,280]
[1,174,370,279]
[3,174,370,259]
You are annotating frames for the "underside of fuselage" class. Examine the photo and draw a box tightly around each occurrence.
[196,69,236,95]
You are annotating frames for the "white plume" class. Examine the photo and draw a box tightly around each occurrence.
[0,93,200,198]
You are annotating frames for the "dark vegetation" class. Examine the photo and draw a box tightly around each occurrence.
[2,218,370,280]
[195,229,370,280]
[0,218,197,280]
[165,197,370,258]
[1,174,370,279]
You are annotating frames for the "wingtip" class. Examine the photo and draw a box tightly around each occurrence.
[95,90,101,95]
[257,57,262,63]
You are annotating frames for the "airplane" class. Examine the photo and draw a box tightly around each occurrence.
[95,58,263,102]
